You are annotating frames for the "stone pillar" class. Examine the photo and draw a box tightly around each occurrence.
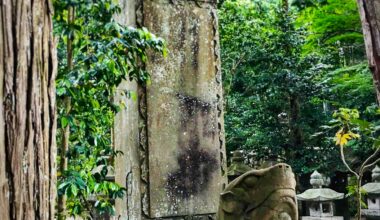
[113,0,143,219]
[141,0,227,218]
[114,0,227,219]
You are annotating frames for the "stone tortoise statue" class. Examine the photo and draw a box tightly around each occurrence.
[217,163,298,220]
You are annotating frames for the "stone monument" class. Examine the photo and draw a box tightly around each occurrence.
[297,171,344,220]
[362,165,380,219]
[113,0,227,219]
[217,163,298,220]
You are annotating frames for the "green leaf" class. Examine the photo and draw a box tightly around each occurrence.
[58,181,70,191]
[91,99,100,109]
[71,184,78,197]
[61,117,69,128]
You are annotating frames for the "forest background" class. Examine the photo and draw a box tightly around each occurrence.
[220,0,376,174]
[220,0,379,216]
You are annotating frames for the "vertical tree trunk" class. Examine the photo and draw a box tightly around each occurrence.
[57,6,74,217]
[282,0,304,152]
[357,0,380,103]
[0,0,57,219]
[289,95,303,148]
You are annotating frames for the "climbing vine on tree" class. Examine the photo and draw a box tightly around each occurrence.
[53,0,165,217]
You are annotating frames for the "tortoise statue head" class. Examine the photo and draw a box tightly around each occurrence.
[217,163,298,220]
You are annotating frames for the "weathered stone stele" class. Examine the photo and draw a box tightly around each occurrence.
[217,163,298,220]
[113,0,227,219]
[144,0,226,217]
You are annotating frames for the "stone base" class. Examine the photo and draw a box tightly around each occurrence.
[363,209,380,218]
[301,217,343,220]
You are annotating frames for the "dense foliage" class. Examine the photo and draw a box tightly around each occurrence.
[53,0,165,218]
[219,0,376,174]
[296,0,364,61]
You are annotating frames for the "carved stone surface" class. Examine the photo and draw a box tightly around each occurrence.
[143,0,227,217]
[217,163,298,220]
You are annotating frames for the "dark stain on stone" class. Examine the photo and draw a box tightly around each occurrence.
[190,22,200,70]
[177,93,217,138]
[166,139,218,199]
[176,93,211,117]
[178,16,187,50]
[166,93,219,198]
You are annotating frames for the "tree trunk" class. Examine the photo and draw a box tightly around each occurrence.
[357,0,380,103]
[0,0,57,219]
[289,95,303,149]
[57,5,74,217]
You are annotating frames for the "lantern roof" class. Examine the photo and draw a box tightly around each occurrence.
[297,170,344,201]
[362,165,380,195]
[297,188,345,201]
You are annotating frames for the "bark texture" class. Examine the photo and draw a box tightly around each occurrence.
[357,0,380,103]
[0,0,57,219]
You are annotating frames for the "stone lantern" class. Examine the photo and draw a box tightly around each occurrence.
[297,171,344,220]
[227,150,251,182]
[362,165,380,219]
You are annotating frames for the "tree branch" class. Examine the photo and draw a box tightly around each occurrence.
[360,147,380,173]
[340,145,359,178]
[363,157,380,172]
